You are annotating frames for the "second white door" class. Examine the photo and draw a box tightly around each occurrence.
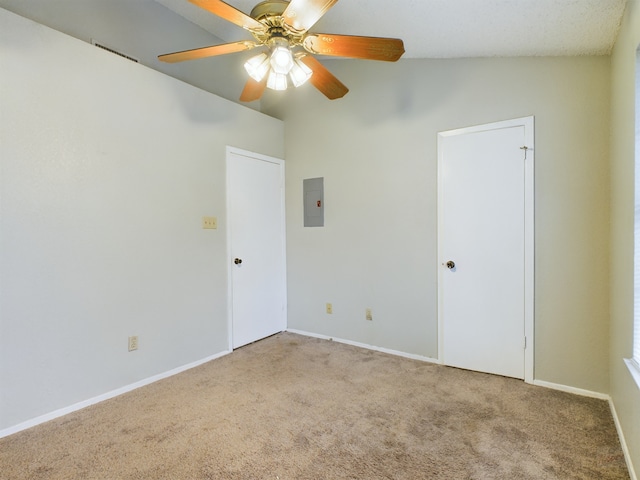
[438,117,534,380]
[227,147,287,349]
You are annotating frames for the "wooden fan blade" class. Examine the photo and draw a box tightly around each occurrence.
[282,0,339,34]
[239,77,267,102]
[189,0,267,33]
[299,55,348,100]
[303,34,405,61]
[158,41,257,63]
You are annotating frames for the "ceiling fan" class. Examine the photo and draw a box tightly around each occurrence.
[158,0,405,101]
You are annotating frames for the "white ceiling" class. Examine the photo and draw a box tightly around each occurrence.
[155,0,628,58]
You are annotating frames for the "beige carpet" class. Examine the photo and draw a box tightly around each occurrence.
[0,332,629,479]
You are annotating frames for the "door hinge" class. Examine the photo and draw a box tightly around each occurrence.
[524,336,527,349]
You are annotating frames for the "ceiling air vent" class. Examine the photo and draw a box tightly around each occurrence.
[91,40,139,63]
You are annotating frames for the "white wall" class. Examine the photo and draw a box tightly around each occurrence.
[610,0,640,475]
[0,9,283,431]
[265,55,611,393]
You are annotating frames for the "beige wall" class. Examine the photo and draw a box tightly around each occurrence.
[610,0,640,475]
[0,9,284,431]
[265,55,611,393]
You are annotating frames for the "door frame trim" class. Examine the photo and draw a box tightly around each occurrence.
[437,116,535,383]
[225,146,287,351]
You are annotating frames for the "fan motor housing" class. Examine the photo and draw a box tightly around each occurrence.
[249,0,305,47]
[250,0,289,21]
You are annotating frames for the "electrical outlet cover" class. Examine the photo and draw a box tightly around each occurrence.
[202,216,217,229]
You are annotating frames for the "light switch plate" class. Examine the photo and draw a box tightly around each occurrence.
[202,216,217,229]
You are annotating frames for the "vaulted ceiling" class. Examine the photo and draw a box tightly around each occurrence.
[0,0,629,106]
[156,0,628,57]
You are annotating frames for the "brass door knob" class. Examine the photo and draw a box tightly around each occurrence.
[234,258,243,265]
[446,260,455,269]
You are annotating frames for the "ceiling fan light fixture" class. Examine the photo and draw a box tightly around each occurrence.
[270,45,294,75]
[289,57,312,87]
[244,52,270,82]
[267,70,288,91]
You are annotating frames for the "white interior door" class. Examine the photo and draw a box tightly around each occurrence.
[227,147,286,349]
[438,117,534,381]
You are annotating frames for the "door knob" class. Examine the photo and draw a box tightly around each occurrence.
[446,260,455,269]
[234,258,243,265]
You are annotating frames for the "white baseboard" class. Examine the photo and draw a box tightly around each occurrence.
[0,350,231,439]
[286,328,440,364]
[532,379,610,400]
[609,397,638,480]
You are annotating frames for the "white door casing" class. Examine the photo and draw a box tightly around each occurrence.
[226,147,287,349]
[437,117,534,382]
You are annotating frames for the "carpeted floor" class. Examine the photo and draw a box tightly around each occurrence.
[0,332,630,479]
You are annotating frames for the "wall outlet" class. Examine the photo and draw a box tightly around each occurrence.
[202,216,217,229]
[326,303,333,314]
[128,335,138,351]
[366,308,373,321]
